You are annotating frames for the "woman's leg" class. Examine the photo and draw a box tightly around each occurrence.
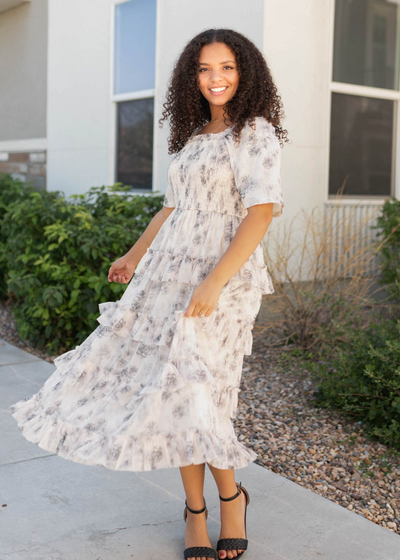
[207,464,247,560]
[180,463,214,560]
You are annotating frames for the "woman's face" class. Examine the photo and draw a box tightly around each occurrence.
[197,42,239,111]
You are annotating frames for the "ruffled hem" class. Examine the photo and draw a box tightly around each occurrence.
[131,247,274,295]
[10,402,258,471]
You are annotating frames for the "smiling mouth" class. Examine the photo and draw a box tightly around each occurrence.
[209,86,228,95]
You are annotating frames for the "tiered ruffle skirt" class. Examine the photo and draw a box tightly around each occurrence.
[9,209,274,471]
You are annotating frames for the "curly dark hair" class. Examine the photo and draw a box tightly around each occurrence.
[158,28,289,154]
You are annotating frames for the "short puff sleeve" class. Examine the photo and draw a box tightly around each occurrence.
[227,116,284,217]
[163,179,175,208]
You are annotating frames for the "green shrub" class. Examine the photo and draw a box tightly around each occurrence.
[0,174,38,298]
[0,173,164,354]
[307,309,400,450]
[373,198,400,302]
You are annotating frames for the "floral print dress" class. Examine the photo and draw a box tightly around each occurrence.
[9,116,284,472]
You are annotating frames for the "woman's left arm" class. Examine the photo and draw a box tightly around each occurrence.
[183,204,273,317]
[207,204,273,288]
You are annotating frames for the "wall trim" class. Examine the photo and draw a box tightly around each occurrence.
[0,138,47,152]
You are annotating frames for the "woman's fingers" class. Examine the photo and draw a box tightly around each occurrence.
[108,265,134,283]
[185,302,211,317]
[108,267,125,283]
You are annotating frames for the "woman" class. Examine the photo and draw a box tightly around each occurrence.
[10,28,287,560]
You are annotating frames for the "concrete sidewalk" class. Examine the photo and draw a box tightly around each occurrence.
[1,337,399,560]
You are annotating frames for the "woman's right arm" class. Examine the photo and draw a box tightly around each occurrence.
[108,205,175,284]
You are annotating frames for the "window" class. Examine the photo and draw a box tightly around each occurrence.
[113,0,157,191]
[329,0,399,198]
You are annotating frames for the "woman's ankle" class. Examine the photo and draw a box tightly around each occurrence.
[218,483,240,501]
[185,497,206,511]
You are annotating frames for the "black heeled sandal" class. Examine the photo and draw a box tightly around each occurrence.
[216,481,250,559]
[183,497,217,560]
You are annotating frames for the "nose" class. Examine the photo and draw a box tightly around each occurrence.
[209,68,224,83]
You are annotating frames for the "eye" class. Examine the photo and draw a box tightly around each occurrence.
[198,66,235,72]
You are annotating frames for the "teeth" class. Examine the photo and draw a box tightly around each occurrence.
[210,86,227,92]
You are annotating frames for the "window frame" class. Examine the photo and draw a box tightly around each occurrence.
[109,0,158,195]
[325,0,400,205]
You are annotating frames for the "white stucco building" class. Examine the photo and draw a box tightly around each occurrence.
[0,0,399,232]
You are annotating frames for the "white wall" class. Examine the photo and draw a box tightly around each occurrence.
[263,0,333,223]
[47,0,264,198]
[47,0,112,197]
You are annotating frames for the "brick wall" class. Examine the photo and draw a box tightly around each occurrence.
[0,152,46,190]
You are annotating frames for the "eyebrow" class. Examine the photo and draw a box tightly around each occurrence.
[198,60,236,65]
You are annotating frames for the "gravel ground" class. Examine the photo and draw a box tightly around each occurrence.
[1,299,399,535]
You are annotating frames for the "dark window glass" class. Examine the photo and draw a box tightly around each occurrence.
[116,98,154,190]
[329,92,394,197]
[333,0,400,90]
[114,0,157,94]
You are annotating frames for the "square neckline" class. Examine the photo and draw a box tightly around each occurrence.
[191,124,233,139]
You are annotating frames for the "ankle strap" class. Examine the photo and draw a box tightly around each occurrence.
[185,497,207,514]
[219,481,242,502]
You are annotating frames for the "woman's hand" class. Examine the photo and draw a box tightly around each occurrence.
[184,276,224,318]
[108,255,138,284]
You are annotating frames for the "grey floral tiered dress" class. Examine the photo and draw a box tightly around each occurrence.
[9,116,284,472]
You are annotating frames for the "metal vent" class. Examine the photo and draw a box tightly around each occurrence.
[323,202,384,277]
